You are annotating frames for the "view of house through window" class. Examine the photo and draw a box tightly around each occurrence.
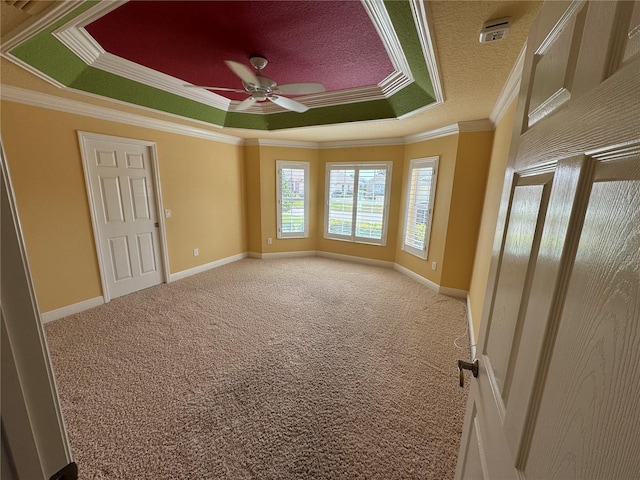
[277,161,309,238]
[325,162,392,245]
[403,157,438,258]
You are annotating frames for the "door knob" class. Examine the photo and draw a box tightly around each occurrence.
[458,359,479,387]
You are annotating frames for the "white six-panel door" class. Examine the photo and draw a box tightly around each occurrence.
[456,1,640,478]
[80,133,165,301]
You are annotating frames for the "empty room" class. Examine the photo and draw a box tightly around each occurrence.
[2,1,638,479]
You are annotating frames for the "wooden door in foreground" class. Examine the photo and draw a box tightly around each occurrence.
[456,1,640,478]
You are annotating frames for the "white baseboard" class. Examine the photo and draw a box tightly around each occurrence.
[439,286,468,299]
[466,294,477,360]
[393,263,469,298]
[169,252,247,282]
[261,250,317,259]
[41,296,105,324]
[393,263,441,292]
[316,251,394,268]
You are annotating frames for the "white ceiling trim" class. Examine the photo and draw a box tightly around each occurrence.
[51,0,418,114]
[1,85,495,150]
[0,0,82,52]
[404,124,459,144]
[410,0,444,102]
[0,85,243,145]
[1,52,67,89]
[244,138,319,149]
[490,42,526,125]
[362,0,413,96]
[232,85,388,114]
[52,2,231,111]
[319,138,405,149]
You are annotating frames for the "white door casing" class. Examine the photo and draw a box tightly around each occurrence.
[79,132,168,302]
[456,1,640,479]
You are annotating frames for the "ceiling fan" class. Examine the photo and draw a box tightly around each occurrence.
[185,56,326,113]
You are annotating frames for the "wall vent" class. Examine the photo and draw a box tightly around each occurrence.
[3,0,51,15]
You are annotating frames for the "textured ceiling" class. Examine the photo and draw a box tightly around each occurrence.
[85,1,394,101]
[1,1,543,142]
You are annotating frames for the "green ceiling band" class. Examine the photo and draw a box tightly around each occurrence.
[9,0,437,131]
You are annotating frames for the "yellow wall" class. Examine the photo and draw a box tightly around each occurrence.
[3,86,513,324]
[316,146,405,262]
[252,145,319,255]
[395,135,459,284]
[2,101,246,312]
[244,145,262,253]
[467,100,518,341]
[440,130,494,290]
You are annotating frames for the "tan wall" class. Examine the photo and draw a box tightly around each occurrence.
[440,130,494,291]
[244,145,262,253]
[254,145,319,254]
[2,101,246,312]
[467,100,518,341]
[316,146,404,262]
[395,135,459,284]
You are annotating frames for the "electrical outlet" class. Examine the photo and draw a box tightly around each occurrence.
[165,209,172,218]
[432,261,437,271]
[267,237,272,245]
[193,248,199,256]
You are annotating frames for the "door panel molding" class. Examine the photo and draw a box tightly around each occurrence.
[78,131,170,302]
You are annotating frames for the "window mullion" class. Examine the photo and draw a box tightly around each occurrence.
[351,168,360,241]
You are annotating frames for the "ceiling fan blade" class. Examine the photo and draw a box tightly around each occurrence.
[276,82,326,95]
[235,96,256,111]
[268,95,309,113]
[225,60,259,85]
[183,85,246,93]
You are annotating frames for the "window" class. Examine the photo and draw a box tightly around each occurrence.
[324,162,392,245]
[403,157,438,258]
[277,161,309,238]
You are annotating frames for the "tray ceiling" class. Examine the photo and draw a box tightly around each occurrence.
[5,0,440,131]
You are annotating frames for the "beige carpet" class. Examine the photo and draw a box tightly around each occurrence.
[45,257,470,479]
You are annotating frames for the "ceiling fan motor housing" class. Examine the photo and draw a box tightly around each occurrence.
[243,74,277,101]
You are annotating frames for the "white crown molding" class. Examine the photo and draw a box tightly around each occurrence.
[490,42,526,125]
[1,85,243,145]
[458,119,495,133]
[53,21,104,64]
[363,0,413,82]
[244,138,320,149]
[1,53,67,89]
[404,124,459,144]
[319,137,405,149]
[50,0,413,114]
[52,5,231,111]
[0,0,82,53]
[410,0,444,102]
[396,97,443,120]
[236,85,388,114]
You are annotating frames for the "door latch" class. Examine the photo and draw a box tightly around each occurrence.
[458,359,479,387]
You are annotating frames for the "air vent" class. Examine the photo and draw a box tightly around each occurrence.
[3,0,51,15]
[479,17,512,43]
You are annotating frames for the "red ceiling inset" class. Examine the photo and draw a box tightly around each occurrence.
[86,1,395,100]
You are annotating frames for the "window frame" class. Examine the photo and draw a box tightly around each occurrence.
[402,157,439,259]
[276,160,309,239]
[324,161,393,246]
